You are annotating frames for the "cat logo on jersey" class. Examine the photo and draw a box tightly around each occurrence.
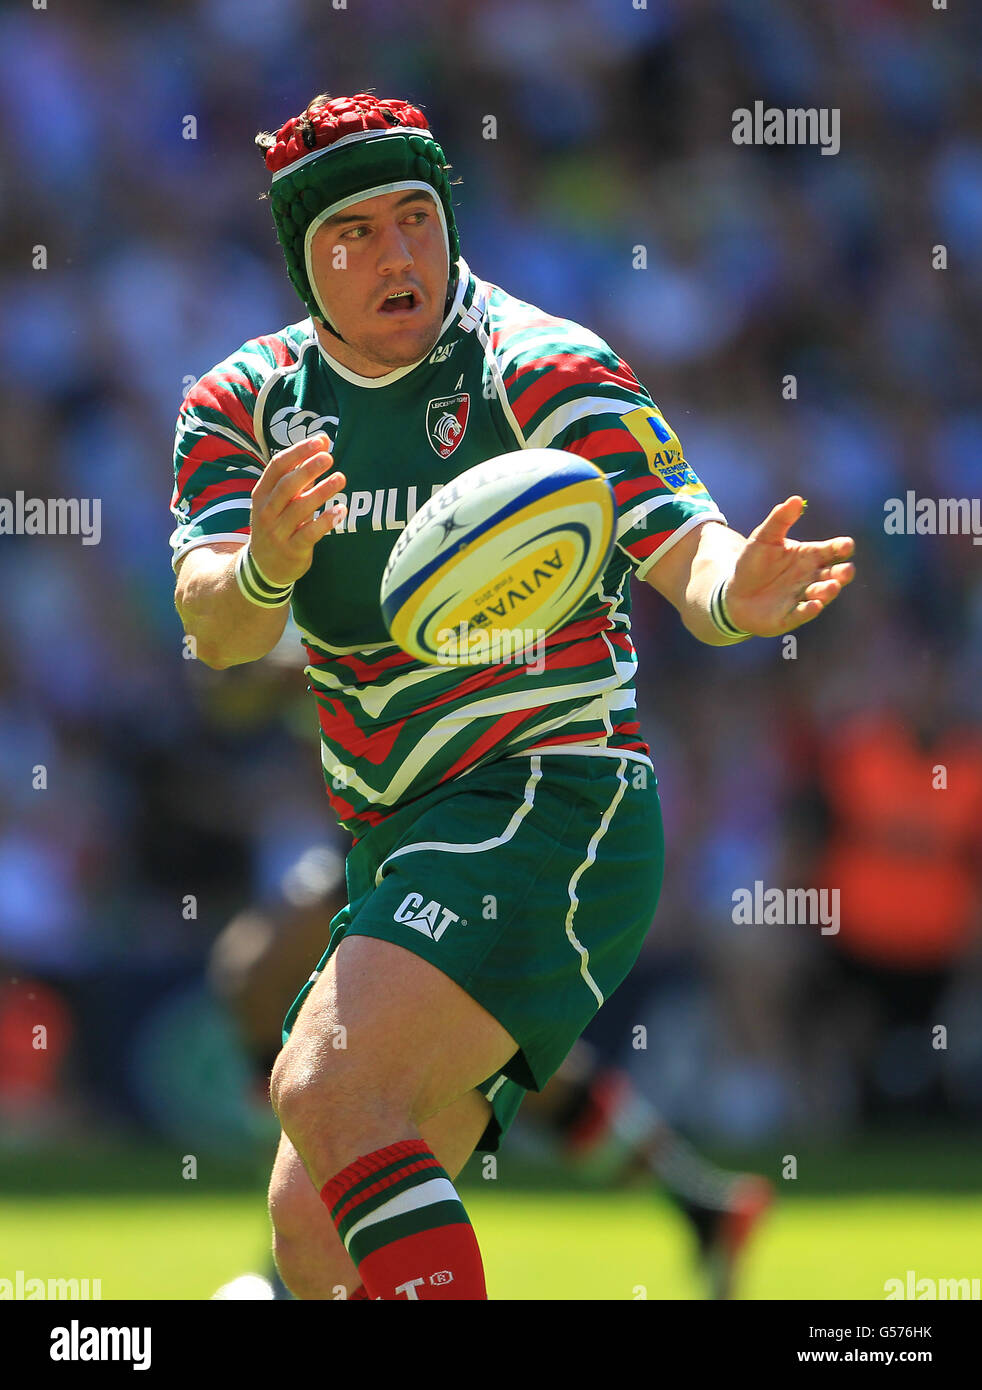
[426,392,470,459]
[619,406,700,493]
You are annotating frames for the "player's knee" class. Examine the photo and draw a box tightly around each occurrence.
[270,1044,402,1160]
[269,1044,343,1139]
[267,1045,296,1125]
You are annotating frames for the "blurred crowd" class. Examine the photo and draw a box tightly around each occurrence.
[1,0,980,1148]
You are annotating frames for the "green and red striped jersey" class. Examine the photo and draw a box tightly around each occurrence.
[171,263,725,836]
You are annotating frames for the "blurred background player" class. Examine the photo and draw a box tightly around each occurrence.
[792,646,982,1120]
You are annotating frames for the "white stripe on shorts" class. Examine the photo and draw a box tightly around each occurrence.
[373,756,542,887]
[562,755,630,1008]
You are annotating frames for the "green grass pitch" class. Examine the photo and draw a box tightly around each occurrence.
[1,1138,979,1300]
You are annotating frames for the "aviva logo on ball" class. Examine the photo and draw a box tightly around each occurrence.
[445,539,573,632]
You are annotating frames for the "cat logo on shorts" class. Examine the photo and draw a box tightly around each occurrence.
[619,406,700,493]
[393,892,461,942]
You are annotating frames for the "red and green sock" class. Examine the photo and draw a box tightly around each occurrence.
[321,1138,486,1300]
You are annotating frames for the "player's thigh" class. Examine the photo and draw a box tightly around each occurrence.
[269,1086,493,1238]
[274,934,518,1126]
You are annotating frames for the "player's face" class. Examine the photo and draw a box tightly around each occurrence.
[309,190,449,375]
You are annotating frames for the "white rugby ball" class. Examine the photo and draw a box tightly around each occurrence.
[380,448,616,665]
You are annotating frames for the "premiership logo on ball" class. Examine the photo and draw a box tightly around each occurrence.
[426,393,470,459]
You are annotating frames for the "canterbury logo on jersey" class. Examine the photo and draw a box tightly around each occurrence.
[268,407,339,450]
[392,893,462,941]
[324,484,445,534]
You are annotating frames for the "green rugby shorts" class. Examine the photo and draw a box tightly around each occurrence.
[282,751,664,1151]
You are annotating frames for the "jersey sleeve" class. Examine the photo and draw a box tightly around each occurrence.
[169,357,268,571]
[495,311,726,580]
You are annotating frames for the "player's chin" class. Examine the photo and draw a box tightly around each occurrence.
[369,315,441,362]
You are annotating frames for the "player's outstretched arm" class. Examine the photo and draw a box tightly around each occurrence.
[175,542,289,669]
[645,497,855,645]
[174,434,347,669]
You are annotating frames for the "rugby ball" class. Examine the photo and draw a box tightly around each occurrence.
[380,448,616,665]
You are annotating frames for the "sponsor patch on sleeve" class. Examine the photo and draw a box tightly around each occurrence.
[619,406,701,493]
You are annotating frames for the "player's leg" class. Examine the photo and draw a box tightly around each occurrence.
[270,935,518,1300]
[273,751,663,1300]
[269,1085,494,1299]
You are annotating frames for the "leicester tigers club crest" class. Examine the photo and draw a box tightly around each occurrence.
[426,393,470,459]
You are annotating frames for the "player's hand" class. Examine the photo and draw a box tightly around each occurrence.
[248,434,346,586]
[724,497,855,638]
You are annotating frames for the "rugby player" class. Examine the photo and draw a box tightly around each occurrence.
[172,93,854,1300]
